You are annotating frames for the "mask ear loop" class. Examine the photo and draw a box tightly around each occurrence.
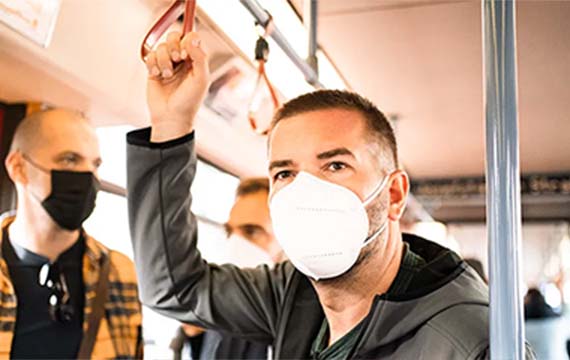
[20,154,51,204]
[140,0,196,61]
[362,220,388,248]
[21,153,50,174]
[363,172,391,207]
[361,172,393,247]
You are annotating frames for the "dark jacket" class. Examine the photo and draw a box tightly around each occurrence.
[126,128,533,359]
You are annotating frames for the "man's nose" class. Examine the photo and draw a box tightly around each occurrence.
[77,163,100,178]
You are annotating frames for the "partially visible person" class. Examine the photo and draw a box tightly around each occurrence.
[224,177,284,267]
[0,109,143,359]
[170,322,268,360]
[170,324,207,360]
[170,177,282,360]
[525,288,559,320]
[524,287,567,360]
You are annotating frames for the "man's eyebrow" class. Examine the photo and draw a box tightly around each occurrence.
[316,148,355,160]
[268,159,294,172]
[53,151,84,160]
[239,224,264,231]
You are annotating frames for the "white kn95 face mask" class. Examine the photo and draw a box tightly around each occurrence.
[226,234,274,268]
[269,171,390,280]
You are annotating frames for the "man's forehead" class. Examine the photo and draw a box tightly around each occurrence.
[269,108,367,160]
[29,113,99,158]
[228,192,270,225]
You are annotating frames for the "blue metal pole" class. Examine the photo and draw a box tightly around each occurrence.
[482,1,525,359]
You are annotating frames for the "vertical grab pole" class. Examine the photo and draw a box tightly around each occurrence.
[305,0,319,75]
[482,1,525,359]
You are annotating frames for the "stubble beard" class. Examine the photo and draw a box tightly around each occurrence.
[314,191,388,288]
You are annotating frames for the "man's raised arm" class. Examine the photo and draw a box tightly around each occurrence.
[126,31,294,343]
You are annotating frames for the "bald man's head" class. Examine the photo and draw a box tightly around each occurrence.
[5,108,102,191]
[10,109,90,155]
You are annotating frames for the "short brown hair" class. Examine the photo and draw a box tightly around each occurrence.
[270,90,399,169]
[235,177,270,197]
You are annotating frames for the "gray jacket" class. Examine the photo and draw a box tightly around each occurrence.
[126,129,533,359]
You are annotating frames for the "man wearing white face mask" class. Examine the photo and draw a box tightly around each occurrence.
[127,31,535,359]
[170,177,282,360]
[225,177,284,268]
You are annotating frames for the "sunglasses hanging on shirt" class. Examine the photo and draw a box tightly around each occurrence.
[38,263,75,323]
[248,21,281,136]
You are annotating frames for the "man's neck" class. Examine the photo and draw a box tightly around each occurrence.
[8,203,80,262]
[313,223,404,346]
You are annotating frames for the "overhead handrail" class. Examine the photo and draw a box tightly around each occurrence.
[240,0,323,88]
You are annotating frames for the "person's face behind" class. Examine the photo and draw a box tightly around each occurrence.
[226,190,275,251]
[7,110,102,206]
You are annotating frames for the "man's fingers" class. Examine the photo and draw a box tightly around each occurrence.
[166,31,182,62]
[180,32,208,81]
[146,32,208,81]
[156,43,174,79]
[145,52,160,78]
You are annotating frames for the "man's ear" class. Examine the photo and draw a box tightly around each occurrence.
[5,151,28,186]
[387,170,409,221]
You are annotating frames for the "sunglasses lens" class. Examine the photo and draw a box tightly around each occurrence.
[40,264,73,323]
[49,302,74,323]
[49,294,58,306]
[38,263,50,286]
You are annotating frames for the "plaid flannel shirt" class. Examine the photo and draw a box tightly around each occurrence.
[0,215,143,359]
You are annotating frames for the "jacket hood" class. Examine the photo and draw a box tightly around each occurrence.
[355,234,488,353]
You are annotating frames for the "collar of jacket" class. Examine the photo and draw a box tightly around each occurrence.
[0,212,142,360]
[0,213,109,357]
[274,234,488,359]
[0,211,109,331]
[0,212,109,318]
[0,212,107,267]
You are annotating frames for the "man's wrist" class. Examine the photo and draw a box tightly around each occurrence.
[150,121,194,143]
[127,127,194,148]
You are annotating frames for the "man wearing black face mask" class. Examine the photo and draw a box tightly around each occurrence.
[0,109,143,359]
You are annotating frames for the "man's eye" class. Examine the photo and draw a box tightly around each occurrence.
[327,162,347,172]
[243,227,259,237]
[274,170,294,182]
[61,156,78,166]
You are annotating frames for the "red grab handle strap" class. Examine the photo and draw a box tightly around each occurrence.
[140,0,196,60]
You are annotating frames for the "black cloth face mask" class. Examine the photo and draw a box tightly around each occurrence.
[23,155,100,230]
